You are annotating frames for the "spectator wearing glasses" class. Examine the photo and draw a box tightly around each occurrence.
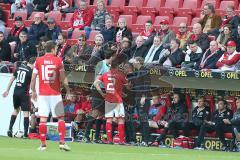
[216,24,233,52]
[45,18,62,41]
[216,40,240,72]
[176,23,192,49]
[140,20,156,40]
[28,13,48,45]
[0,31,11,62]
[12,31,37,62]
[100,16,115,42]
[199,3,222,37]
[65,34,93,64]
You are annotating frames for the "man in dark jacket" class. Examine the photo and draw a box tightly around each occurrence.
[0,31,11,61]
[45,18,62,41]
[100,16,115,42]
[195,99,234,151]
[199,40,223,69]
[160,39,184,67]
[33,0,50,12]
[128,36,148,60]
[12,31,37,62]
[28,13,48,45]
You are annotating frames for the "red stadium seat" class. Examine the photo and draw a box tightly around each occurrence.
[131,15,152,32]
[205,95,215,114]
[66,39,78,46]
[57,21,71,30]
[191,17,201,26]
[3,10,10,25]
[24,20,34,27]
[71,30,85,39]
[123,0,144,23]
[172,16,189,26]
[48,11,62,22]
[119,15,133,28]
[153,16,170,30]
[88,30,100,41]
[13,11,28,20]
[29,12,45,20]
[140,0,165,19]
[226,96,237,112]
[185,94,192,113]
[65,13,73,21]
[106,0,125,21]
[178,0,200,20]
[0,3,11,10]
[159,0,183,20]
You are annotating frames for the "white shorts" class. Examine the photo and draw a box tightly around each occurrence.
[37,95,64,118]
[105,101,125,118]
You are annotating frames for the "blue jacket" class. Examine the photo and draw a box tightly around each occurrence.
[45,25,62,41]
[28,21,48,45]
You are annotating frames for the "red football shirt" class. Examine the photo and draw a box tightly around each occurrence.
[98,69,128,103]
[33,54,63,95]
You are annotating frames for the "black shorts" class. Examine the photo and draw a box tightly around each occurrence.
[13,94,30,111]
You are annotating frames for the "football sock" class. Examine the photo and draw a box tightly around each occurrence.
[106,122,112,142]
[58,120,66,144]
[24,117,29,136]
[118,124,125,142]
[85,120,94,139]
[39,122,47,145]
[9,115,17,131]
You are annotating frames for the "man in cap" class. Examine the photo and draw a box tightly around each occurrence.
[216,40,240,72]
[45,17,62,41]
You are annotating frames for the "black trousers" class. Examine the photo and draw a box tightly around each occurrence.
[182,122,201,137]
[196,123,235,147]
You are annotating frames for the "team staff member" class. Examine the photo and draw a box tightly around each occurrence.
[195,99,233,151]
[183,97,210,137]
[2,57,35,138]
[31,41,71,151]
[94,58,129,144]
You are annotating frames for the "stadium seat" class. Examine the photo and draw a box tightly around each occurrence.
[48,11,62,22]
[185,94,192,113]
[131,15,152,32]
[0,3,11,10]
[172,16,189,26]
[58,21,71,30]
[24,20,34,27]
[13,11,28,20]
[106,0,125,18]
[216,1,237,17]
[66,39,78,46]
[88,30,100,41]
[159,0,183,20]
[191,17,201,26]
[3,10,10,25]
[205,95,215,114]
[71,30,85,39]
[208,35,216,41]
[119,15,133,29]
[140,0,165,19]
[123,0,144,23]
[177,0,200,20]
[226,96,237,112]
[29,12,45,20]
[153,16,170,30]
[65,13,73,21]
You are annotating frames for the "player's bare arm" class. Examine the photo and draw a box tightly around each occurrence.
[60,67,71,100]
[2,76,16,97]
[94,79,106,97]
[30,73,38,101]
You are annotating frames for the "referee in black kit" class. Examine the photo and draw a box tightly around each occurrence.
[2,57,35,138]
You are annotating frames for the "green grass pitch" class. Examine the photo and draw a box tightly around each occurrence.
[0,137,240,160]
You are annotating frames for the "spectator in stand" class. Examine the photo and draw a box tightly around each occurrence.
[199,3,222,37]
[182,97,210,137]
[100,16,115,42]
[11,0,27,17]
[181,40,203,70]
[12,31,37,62]
[154,93,188,147]
[44,18,62,41]
[117,37,132,60]
[114,17,133,43]
[188,23,209,52]
[0,32,12,62]
[200,40,223,70]
[36,36,49,57]
[56,34,71,59]
[65,34,93,64]
[159,39,184,67]
[128,36,148,60]
[233,25,240,52]
[28,13,48,45]
[140,20,156,40]
[0,11,6,38]
[195,99,233,151]
[49,0,69,11]
[216,24,233,52]
[68,0,94,39]
[7,16,28,43]
[87,33,105,65]
[176,23,192,49]
[0,58,9,73]
[91,0,110,31]
[32,0,50,12]
[144,36,164,64]
[221,5,240,36]
[148,95,167,129]
[216,40,240,72]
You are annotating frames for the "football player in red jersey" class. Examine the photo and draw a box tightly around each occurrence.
[31,40,71,151]
[94,59,129,144]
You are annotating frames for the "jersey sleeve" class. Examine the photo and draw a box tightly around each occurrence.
[98,74,104,82]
